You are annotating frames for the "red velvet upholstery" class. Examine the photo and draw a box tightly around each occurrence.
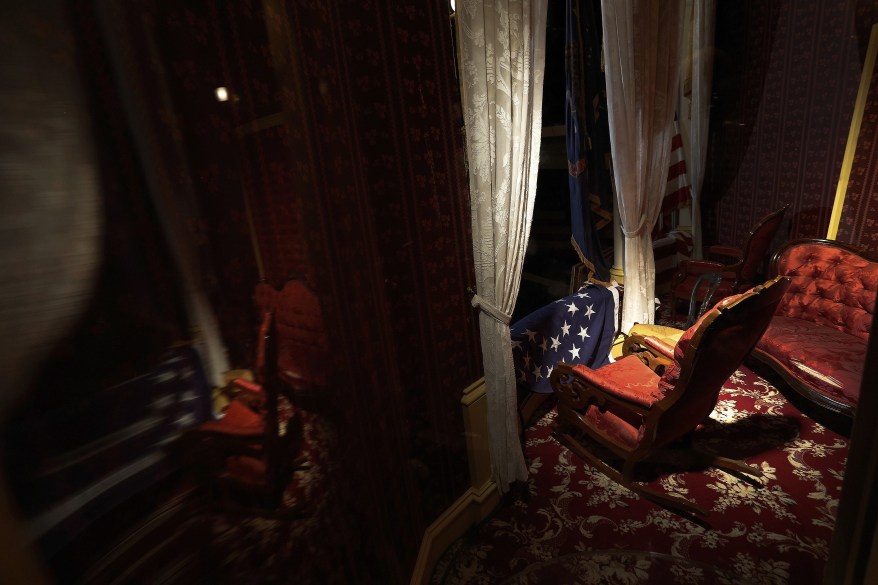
[753,239,877,420]
[254,280,329,390]
[657,293,745,397]
[758,317,862,408]
[738,207,787,282]
[572,359,663,409]
[551,277,790,516]
[672,263,736,303]
[188,310,305,512]
[198,399,265,437]
[671,205,788,318]
[771,241,876,340]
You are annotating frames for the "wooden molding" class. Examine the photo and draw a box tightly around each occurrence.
[408,480,499,585]
[410,378,498,584]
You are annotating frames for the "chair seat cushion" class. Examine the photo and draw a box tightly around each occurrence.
[756,316,865,408]
[573,357,664,408]
[572,357,664,450]
[198,400,264,437]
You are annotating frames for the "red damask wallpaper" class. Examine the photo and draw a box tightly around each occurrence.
[141,1,480,582]
[41,0,482,582]
[838,3,878,253]
[704,0,877,256]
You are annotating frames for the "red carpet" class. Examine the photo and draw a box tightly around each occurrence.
[433,365,847,585]
[204,407,342,584]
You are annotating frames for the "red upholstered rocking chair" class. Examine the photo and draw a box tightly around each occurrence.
[669,204,789,320]
[190,311,306,515]
[550,276,790,517]
[253,278,330,411]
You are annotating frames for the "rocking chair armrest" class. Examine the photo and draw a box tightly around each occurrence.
[560,363,662,412]
[682,259,728,274]
[579,381,659,414]
[707,244,743,261]
[641,336,675,360]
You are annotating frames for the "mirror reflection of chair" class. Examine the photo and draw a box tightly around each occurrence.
[189,310,307,516]
[257,278,331,413]
[669,204,789,320]
[549,276,791,517]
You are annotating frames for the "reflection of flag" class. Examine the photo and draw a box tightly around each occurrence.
[511,283,619,394]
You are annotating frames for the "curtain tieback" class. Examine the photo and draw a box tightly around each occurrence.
[471,294,511,325]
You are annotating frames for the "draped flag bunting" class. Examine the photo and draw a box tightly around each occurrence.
[565,0,612,283]
[653,123,693,239]
[511,283,619,394]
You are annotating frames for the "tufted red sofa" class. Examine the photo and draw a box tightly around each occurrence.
[752,239,877,419]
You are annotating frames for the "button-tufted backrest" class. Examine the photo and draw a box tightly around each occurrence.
[772,240,877,341]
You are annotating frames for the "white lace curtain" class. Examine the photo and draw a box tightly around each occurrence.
[601,0,685,333]
[680,0,716,260]
[458,0,548,492]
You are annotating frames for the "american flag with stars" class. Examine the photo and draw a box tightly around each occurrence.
[510,283,620,394]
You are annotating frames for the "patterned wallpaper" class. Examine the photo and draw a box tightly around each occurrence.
[146,0,480,581]
[838,3,878,253]
[277,2,481,579]
[704,0,872,255]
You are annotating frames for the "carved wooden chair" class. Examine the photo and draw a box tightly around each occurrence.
[189,310,306,515]
[669,204,789,320]
[622,271,724,370]
[550,276,791,517]
[253,278,330,412]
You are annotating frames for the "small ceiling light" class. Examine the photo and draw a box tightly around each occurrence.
[215,87,229,102]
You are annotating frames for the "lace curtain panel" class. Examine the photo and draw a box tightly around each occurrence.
[601,0,685,333]
[458,0,549,492]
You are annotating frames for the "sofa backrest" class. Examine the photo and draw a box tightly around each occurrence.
[770,239,877,341]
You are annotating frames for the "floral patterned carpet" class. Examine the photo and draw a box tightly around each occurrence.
[432,365,848,585]
[202,407,344,584]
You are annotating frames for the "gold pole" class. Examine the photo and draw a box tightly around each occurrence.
[828,24,878,240]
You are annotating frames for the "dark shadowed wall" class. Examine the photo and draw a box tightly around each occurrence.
[120,0,482,582]
[3,0,483,582]
[704,0,878,255]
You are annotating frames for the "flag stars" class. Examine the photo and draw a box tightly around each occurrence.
[576,291,591,299]
[525,329,537,342]
[511,339,523,351]
[538,338,548,353]
[531,364,543,380]
[568,344,581,360]
[577,326,590,340]
[561,321,571,336]
[566,302,579,315]
[584,304,596,319]
[550,335,561,350]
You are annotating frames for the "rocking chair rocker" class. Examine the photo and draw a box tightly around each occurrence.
[549,275,790,517]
